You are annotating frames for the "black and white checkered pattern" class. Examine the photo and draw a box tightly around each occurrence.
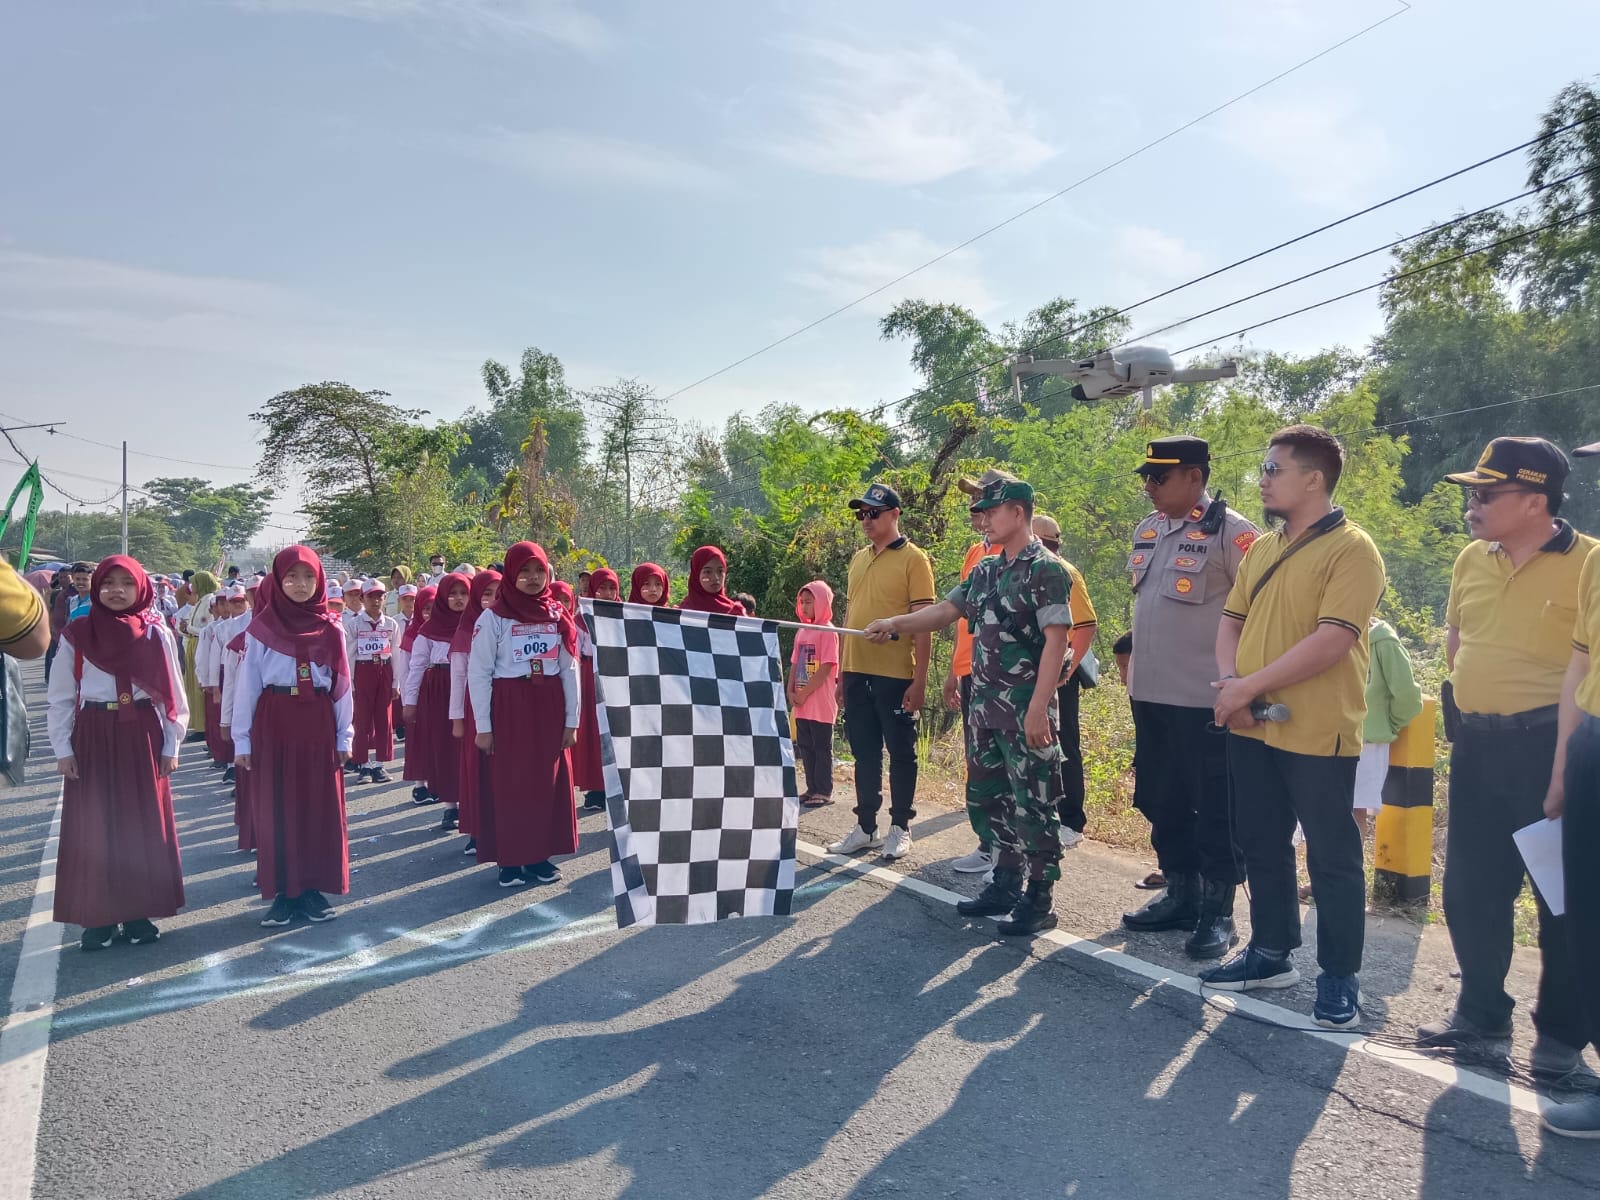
[585,599,799,927]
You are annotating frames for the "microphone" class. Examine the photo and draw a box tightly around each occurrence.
[1250,702,1290,722]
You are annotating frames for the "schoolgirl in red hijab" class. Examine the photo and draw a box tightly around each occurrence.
[231,546,354,928]
[448,568,500,847]
[466,542,580,887]
[628,563,671,607]
[401,573,469,810]
[572,568,620,811]
[680,546,744,615]
[48,556,189,950]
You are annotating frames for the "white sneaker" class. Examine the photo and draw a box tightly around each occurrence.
[951,846,993,873]
[1061,828,1084,850]
[881,826,913,860]
[828,827,884,855]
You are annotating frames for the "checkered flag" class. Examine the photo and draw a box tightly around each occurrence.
[584,599,799,927]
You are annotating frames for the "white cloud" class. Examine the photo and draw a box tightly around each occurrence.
[1111,225,1208,289]
[1212,95,1393,207]
[790,229,998,317]
[234,0,610,52]
[770,39,1053,185]
[459,129,724,191]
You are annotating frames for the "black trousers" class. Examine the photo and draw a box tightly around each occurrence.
[1050,680,1087,834]
[1228,735,1363,975]
[794,718,834,799]
[1563,714,1600,1053]
[843,672,918,833]
[1445,723,1584,1047]
[1131,700,1242,883]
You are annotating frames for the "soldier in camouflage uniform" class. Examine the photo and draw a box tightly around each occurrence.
[863,473,1073,936]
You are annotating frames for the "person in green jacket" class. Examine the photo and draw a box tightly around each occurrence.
[1355,616,1425,821]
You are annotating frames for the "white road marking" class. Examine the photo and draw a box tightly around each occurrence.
[796,839,1547,1120]
[0,792,64,1200]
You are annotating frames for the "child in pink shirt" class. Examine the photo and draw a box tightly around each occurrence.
[789,581,840,807]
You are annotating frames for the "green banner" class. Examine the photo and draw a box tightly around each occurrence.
[0,462,44,568]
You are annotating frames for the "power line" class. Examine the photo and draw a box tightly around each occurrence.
[0,409,254,473]
[660,0,1415,403]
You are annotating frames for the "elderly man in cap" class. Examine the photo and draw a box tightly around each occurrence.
[829,481,937,862]
[1121,435,1260,960]
[863,472,1072,934]
[1419,437,1596,1079]
[1541,437,1600,1137]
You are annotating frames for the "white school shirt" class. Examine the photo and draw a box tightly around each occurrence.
[346,612,401,673]
[46,623,190,760]
[465,609,580,732]
[195,615,234,688]
[220,618,250,728]
[449,649,469,720]
[401,633,453,706]
[230,636,355,757]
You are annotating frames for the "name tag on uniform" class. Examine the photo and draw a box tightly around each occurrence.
[355,632,391,659]
[509,622,560,667]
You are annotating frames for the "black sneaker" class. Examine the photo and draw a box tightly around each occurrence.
[462,837,477,855]
[1313,973,1361,1029]
[81,925,116,951]
[369,766,392,784]
[222,765,235,784]
[260,895,295,927]
[1199,945,1300,992]
[524,862,561,885]
[498,867,528,888]
[582,792,606,813]
[412,786,436,805]
[343,760,360,774]
[437,807,459,832]
[119,918,161,945]
[299,891,336,922]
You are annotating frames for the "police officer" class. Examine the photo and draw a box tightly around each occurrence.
[1121,435,1260,959]
[864,472,1072,936]
[1419,437,1595,1077]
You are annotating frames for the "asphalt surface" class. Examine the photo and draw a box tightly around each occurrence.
[2,657,1598,1199]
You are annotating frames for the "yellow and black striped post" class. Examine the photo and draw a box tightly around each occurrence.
[1372,698,1437,904]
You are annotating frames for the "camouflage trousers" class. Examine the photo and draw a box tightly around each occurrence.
[965,725,1063,881]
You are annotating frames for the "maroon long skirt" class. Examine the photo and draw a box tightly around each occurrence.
[204,688,233,765]
[572,655,605,793]
[55,705,185,928]
[481,675,577,867]
[403,666,455,800]
[351,660,395,764]
[234,762,255,852]
[457,694,481,836]
[250,691,348,900]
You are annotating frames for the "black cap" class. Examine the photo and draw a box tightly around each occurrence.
[1135,435,1210,477]
[848,481,903,511]
[1574,441,1600,459]
[1444,437,1569,491]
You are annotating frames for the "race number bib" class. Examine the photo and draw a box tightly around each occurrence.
[509,622,561,667]
[355,632,391,659]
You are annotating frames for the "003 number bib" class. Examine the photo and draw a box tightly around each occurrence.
[510,622,561,670]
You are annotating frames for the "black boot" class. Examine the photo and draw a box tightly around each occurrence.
[998,880,1058,936]
[1122,872,1200,932]
[956,867,1023,917]
[1184,878,1239,960]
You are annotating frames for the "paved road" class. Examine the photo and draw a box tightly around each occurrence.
[2,658,1597,1199]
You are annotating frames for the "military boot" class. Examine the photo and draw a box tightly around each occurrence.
[1121,872,1200,932]
[956,867,1023,917]
[998,880,1058,936]
[1184,878,1239,960]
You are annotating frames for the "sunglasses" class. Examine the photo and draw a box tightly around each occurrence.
[1258,460,1306,477]
[855,507,887,521]
[1141,471,1171,487]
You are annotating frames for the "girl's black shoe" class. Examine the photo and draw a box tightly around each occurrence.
[81,925,116,951]
[437,807,459,832]
[119,919,161,945]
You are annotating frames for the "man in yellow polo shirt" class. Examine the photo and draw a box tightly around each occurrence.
[1416,437,1595,1081]
[828,481,936,862]
[1204,424,1385,1029]
[0,556,49,661]
[1542,437,1600,1138]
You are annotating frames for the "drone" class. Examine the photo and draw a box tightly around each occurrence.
[1010,345,1238,410]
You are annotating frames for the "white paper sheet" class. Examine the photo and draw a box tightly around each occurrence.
[1512,817,1565,918]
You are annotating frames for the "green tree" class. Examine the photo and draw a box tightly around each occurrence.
[454,348,588,502]
[140,476,275,563]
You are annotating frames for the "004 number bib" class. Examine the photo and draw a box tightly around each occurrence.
[355,632,391,659]
[510,622,561,669]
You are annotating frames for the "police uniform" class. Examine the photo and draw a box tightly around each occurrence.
[1121,435,1258,958]
[1424,437,1593,1058]
[946,478,1071,936]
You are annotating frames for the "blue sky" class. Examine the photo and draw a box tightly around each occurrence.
[2,0,1597,539]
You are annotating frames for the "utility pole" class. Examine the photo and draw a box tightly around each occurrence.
[120,440,129,555]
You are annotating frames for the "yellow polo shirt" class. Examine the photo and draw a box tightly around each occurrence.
[841,537,936,679]
[1221,511,1386,757]
[1447,520,1596,716]
[1569,543,1600,718]
[0,559,45,651]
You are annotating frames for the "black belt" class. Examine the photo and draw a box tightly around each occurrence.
[82,698,152,711]
[427,663,448,671]
[264,684,330,696]
[1458,704,1559,733]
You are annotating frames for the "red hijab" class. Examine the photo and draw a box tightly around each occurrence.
[584,568,621,599]
[247,545,350,700]
[493,542,578,653]
[401,585,435,652]
[628,562,671,606]
[681,545,744,615]
[417,572,471,645]
[61,555,180,719]
[450,569,501,655]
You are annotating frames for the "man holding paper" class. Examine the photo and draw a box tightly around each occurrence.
[1542,438,1600,1140]
[1419,438,1594,1082]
